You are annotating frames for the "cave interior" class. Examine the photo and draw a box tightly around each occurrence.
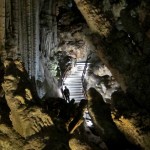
[0,0,150,150]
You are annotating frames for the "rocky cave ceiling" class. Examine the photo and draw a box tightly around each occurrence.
[0,0,150,150]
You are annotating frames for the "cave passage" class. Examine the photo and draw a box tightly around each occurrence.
[0,0,150,149]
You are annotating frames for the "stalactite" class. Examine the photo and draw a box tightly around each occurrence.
[11,0,19,58]
[4,0,19,58]
[0,0,5,60]
[5,0,11,57]
[4,0,58,98]
[18,0,23,60]
[52,0,58,50]
[11,0,40,80]
[22,0,28,71]
[33,0,40,80]
[36,0,59,98]
[40,0,58,59]
[26,0,32,78]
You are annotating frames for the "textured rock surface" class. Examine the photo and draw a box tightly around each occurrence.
[0,59,88,149]
[4,0,41,79]
[69,123,108,150]
[74,1,150,149]
[0,0,5,59]
[2,59,53,138]
[87,88,141,150]
[69,138,92,150]
[74,0,150,111]
[2,0,61,99]
[85,55,119,102]
[111,91,150,150]
[38,0,60,98]
[57,0,92,61]
[74,0,111,37]
[0,0,150,149]
[0,124,48,150]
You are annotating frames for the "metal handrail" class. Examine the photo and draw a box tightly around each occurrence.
[81,53,93,99]
[60,53,92,101]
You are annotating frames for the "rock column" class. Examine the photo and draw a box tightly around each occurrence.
[0,0,6,59]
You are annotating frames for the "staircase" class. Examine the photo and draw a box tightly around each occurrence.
[63,62,89,103]
[63,61,93,127]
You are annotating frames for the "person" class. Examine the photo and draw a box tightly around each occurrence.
[63,86,70,102]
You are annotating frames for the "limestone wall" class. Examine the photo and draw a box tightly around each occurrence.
[0,0,5,59]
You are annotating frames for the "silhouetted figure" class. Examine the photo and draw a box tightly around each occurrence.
[60,87,64,98]
[63,86,70,102]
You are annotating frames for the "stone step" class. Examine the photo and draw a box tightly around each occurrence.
[64,80,81,82]
[66,87,82,89]
[66,86,83,88]
[65,82,82,85]
[70,91,83,93]
[65,80,81,82]
[66,76,82,78]
[70,95,84,98]
[76,62,91,65]
[67,74,82,76]
[63,61,93,127]
[70,92,83,94]
[64,81,82,83]
[63,61,89,103]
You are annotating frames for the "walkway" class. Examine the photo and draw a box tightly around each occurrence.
[63,62,89,103]
[63,60,105,144]
[63,61,93,127]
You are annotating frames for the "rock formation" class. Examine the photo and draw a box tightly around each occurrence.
[74,0,150,149]
[74,0,150,110]
[87,88,141,150]
[0,59,89,149]
[2,59,53,137]
[0,0,150,149]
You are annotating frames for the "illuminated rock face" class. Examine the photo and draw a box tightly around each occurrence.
[4,0,40,78]
[74,0,150,149]
[87,88,140,150]
[0,0,150,149]
[74,0,150,111]
[2,0,60,99]
[74,0,111,37]
[0,59,89,149]
[2,59,53,138]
